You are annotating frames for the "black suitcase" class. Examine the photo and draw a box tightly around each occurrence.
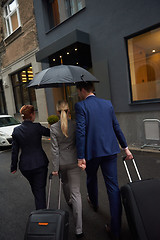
[24,173,69,240]
[121,157,160,240]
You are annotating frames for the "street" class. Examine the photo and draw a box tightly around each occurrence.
[0,142,160,240]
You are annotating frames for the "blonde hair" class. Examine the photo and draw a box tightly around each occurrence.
[56,100,69,137]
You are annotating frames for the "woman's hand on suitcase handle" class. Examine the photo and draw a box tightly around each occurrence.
[124,148,133,160]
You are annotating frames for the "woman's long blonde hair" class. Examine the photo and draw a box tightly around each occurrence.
[56,100,69,137]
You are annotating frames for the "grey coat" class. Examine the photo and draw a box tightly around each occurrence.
[50,119,77,172]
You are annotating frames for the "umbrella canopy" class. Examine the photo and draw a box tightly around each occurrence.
[28,65,99,88]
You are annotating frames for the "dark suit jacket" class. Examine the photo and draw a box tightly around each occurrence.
[11,120,50,172]
[75,95,127,161]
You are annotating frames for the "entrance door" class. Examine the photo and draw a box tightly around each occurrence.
[0,80,7,114]
[65,85,78,119]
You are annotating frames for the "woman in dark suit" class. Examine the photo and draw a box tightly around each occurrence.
[11,105,50,210]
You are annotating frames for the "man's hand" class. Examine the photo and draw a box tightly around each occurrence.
[52,171,58,175]
[78,159,86,170]
[124,148,133,160]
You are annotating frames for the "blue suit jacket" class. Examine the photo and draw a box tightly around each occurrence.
[75,96,127,161]
[11,121,50,172]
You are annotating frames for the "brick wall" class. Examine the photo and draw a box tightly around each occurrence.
[0,0,38,68]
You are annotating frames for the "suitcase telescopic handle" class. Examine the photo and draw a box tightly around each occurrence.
[122,157,142,182]
[57,172,62,210]
[47,172,62,209]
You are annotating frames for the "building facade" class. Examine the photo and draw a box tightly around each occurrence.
[0,0,48,123]
[33,0,160,147]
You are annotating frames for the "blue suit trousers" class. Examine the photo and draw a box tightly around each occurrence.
[21,166,48,210]
[86,155,122,236]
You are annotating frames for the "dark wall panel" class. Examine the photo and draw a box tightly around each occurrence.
[33,0,160,112]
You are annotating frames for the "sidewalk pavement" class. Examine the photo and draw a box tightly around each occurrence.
[128,145,160,153]
[43,137,160,153]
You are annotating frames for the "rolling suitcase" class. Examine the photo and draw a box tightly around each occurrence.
[121,157,160,240]
[24,173,69,240]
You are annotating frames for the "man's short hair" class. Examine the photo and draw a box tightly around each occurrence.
[76,81,95,92]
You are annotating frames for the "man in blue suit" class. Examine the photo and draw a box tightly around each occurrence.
[75,82,133,240]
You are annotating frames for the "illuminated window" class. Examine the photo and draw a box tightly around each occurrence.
[128,27,160,102]
[11,66,37,112]
[3,0,21,37]
[46,0,85,29]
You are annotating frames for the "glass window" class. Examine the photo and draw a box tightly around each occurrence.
[11,66,37,112]
[47,0,85,28]
[0,116,20,127]
[127,27,160,102]
[65,85,78,119]
[3,0,21,37]
[52,85,78,119]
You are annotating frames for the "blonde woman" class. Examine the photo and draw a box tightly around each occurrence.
[50,100,84,238]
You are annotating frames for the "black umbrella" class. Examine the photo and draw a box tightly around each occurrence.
[28,65,99,88]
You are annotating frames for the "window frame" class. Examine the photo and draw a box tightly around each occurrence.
[44,0,86,31]
[3,0,21,38]
[126,24,160,105]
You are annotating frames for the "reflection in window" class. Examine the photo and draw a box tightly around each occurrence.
[47,0,85,28]
[11,66,37,112]
[128,28,160,102]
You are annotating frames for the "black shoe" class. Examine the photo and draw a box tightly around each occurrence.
[67,199,72,209]
[87,196,98,212]
[75,232,84,238]
[67,202,72,209]
[105,224,121,240]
